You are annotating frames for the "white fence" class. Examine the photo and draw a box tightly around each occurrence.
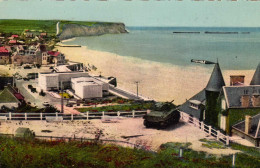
[180,112,230,145]
[0,110,148,121]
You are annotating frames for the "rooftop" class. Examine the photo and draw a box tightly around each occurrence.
[250,63,260,85]
[0,87,20,103]
[206,63,225,92]
[178,89,206,119]
[223,85,260,108]
[233,113,260,138]
[0,46,9,53]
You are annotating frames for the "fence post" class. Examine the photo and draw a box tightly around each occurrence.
[40,113,42,120]
[226,136,230,146]
[232,153,236,167]
[71,114,73,121]
[217,130,220,141]
[25,113,27,120]
[201,122,204,131]
[55,112,58,120]
[9,112,12,120]
[179,148,183,158]
[208,126,212,135]
[132,110,135,118]
[102,111,105,118]
[86,112,89,120]
[117,111,120,117]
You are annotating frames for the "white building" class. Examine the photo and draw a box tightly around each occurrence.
[38,72,90,91]
[71,77,109,91]
[74,81,102,99]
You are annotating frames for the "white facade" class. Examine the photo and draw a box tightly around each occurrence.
[75,82,102,99]
[38,72,90,91]
[71,77,109,91]
[38,74,59,91]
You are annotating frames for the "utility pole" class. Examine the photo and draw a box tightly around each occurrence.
[61,81,64,113]
[135,81,139,98]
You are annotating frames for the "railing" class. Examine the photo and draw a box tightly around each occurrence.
[0,110,148,121]
[180,112,230,145]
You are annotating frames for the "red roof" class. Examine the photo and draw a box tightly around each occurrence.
[48,51,60,57]
[14,93,24,100]
[9,40,17,44]
[0,46,9,53]
[11,35,19,38]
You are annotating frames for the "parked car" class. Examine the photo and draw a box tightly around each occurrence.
[24,65,32,69]
[23,78,30,81]
[66,103,73,107]
[42,102,50,106]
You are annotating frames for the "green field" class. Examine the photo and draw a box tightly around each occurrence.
[0,137,259,168]
[0,19,115,36]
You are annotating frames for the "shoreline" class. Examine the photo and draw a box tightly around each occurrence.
[55,45,255,105]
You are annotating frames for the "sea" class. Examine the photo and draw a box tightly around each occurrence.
[63,27,260,70]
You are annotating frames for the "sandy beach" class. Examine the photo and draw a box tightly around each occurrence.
[56,45,255,105]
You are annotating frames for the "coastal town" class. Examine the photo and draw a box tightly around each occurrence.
[0,22,259,167]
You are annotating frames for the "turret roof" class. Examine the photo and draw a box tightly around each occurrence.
[250,63,260,85]
[206,63,225,92]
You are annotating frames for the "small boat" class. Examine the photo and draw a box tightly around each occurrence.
[191,59,215,64]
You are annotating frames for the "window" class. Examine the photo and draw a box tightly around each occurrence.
[221,99,226,110]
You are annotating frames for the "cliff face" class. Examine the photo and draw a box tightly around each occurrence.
[58,23,128,40]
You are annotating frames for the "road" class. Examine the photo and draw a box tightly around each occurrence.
[16,79,61,108]
[56,21,60,35]
[109,85,143,100]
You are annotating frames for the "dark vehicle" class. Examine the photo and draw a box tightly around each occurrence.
[66,103,73,107]
[24,65,32,69]
[23,78,30,81]
[143,100,180,128]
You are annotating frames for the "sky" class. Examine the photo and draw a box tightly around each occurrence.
[0,0,260,27]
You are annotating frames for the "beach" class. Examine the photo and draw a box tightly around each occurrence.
[56,45,255,105]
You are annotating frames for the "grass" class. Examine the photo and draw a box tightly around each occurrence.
[199,138,227,149]
[0,19,118,36]
[0,138,259,168]
[76,103,153,113]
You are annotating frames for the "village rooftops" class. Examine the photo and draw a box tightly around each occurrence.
[0,46,9,53]
[223,85,260,108]
[48,51,60,57]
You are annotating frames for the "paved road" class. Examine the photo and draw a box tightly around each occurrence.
[16,79,61,108]
[109,86,142,100]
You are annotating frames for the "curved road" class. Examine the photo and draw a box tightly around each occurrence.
[56,21,60,35]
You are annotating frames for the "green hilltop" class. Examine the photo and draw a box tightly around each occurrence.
[0,19,113,36]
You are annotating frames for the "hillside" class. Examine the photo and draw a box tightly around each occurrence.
[0,20,127,38]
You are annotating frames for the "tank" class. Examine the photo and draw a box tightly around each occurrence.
[143,100,180,128]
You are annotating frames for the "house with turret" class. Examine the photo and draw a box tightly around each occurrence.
[178,62,260,146]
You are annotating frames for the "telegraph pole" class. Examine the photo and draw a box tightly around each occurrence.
[61,81,64,113]
[135,81,139,98]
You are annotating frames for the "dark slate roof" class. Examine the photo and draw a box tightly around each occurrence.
[223,86,260,108]
[250,63,260,85]
[233,113,260,138]
[206,63,225,92]
[178,89,206,119]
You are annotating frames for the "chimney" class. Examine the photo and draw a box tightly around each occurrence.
[241,95,250,107]
[230,75,245,86]
[252,95,260,107]
[245,115,252,134]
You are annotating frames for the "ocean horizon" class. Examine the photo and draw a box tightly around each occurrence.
[63,27,260,70]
